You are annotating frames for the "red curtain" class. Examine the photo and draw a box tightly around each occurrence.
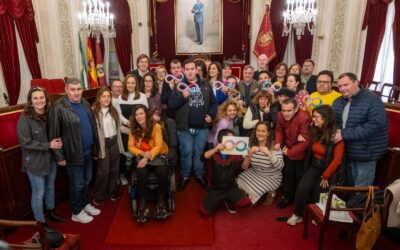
[112,0,132,76]
[393,0,400,99]
[269,0,289,71]
[0,0,40,105]
[293,29,313,65]
[15,16,42,79]
[360,0,391,86]
[0,13,20,105]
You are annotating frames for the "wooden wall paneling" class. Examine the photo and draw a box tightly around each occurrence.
[375,148,400,189]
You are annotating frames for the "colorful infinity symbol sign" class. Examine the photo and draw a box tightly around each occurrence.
[177,82,199,92]
[303,95,323,108]
[165,73,184,83]
[213,81,224,90]
[223,139,248,152]
[261,81,282,92]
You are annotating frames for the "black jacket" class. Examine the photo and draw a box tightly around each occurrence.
[17,113,52,176]
[49,96,98,165]
[167,78,217,130]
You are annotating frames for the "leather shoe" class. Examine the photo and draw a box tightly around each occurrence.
[276,199,293,209]
[196,177,208,188]
[178,178,189,191]
[45,209,66,223]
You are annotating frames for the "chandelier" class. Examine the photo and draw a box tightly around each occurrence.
[282,0,317,40]
[78,0,116,38]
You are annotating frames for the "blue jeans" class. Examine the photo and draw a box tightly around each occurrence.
[26,161,57,223]
[67,154,92,215]
[195,21,203,43]
[349,160,377,186]
[177,128,208,178]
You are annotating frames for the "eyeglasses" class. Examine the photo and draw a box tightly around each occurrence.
[317,80,331,85]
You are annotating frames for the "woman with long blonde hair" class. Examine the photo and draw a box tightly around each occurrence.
[206,99,243,147]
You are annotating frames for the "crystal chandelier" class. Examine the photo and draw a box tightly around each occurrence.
[282,0,317,40]
[78,0,116,38]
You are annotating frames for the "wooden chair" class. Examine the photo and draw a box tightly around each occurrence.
[0,219,81,250]
[303,186,378,250]
[380,83,393,103]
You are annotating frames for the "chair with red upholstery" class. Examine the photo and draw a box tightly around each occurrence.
[50,79,66,94]
[31,79,54,94]
[0,219,81,250]
[0,110,23,150]
[303,186,378,250]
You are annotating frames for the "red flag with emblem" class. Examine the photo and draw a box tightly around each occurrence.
[253,5,276,63]
[95,36,106,86]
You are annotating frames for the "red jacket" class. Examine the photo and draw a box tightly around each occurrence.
[274,110,310,160]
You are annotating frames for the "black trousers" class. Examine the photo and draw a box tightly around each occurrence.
[137,164,168,208]
[293,162,324,216]
[203,186,245,214]
[283,155,304,202]
[93,136,120,201]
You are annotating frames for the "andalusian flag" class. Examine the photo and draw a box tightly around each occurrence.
[87,37,98,88]
[78,34,88,88]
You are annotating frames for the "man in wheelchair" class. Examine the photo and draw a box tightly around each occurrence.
[125,105,175,223]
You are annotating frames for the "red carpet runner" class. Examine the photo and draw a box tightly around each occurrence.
[105,180,213,245]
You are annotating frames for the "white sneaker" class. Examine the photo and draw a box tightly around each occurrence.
[71,210,94,223]
[120,174,128,186]
[84,204,101,216]
[287,214,303,226]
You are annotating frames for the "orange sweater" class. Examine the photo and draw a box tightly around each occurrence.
[128,123,168,160]
[312,140,344,180]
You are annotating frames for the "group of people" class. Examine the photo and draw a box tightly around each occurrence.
[17,52,388,229]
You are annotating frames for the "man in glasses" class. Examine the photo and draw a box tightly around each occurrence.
[308,70,341,113]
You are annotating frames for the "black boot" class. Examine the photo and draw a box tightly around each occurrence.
[45,209,66,223]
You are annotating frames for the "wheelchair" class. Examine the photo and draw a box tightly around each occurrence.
[124,118,178,220]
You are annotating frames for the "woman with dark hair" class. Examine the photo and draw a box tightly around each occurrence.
[271,62,288,86]
[286,105,344,226]
[286,74,309,110]
[140,72,162,122]
[17,87,65,228]
[196,60,208,79]
[242,90,278,136]
[289,63,302,78]
[92,87,124,205]
[237,122,284,204]
[200,129,251,216]
[116,74,148,128]
[206,61,228,105]
[155,65,167,94]
[128,104,169,223]
[222,63,232,81]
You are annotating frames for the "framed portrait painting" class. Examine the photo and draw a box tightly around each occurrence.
[175,0,223,54]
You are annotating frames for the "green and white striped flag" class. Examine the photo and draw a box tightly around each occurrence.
[79,33,88,88]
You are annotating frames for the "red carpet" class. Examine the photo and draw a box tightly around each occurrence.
[105,180,214,246]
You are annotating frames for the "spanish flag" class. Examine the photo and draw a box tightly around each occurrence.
[253,4,276,63]
[87,37,98,88]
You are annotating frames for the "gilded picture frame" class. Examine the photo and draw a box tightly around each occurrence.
[175,0,223,55]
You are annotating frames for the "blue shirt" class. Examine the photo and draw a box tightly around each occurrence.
[70,101,94,156]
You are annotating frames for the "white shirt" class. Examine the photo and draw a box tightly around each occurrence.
[115,92,149,125]
[101,107,117,138]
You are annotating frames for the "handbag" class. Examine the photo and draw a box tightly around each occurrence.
[136,154,168,167]
[356,186,382,250]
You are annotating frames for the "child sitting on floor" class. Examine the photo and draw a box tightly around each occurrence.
[200,129,251,216]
